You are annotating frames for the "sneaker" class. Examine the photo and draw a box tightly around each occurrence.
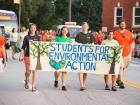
[116,79,121,86]
[119,82,125,89]
[62,86,67,91]
[112,86,117,91]
[80,87,86,91]
[54,81,58,88]
[105,85,110,90]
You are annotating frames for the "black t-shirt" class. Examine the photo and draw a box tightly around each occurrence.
[75,32,93,44]
[22,35,40,56]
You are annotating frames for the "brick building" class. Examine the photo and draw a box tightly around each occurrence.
[102,0,140,32]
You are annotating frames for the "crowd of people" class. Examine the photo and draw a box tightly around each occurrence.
[0,19,139,93]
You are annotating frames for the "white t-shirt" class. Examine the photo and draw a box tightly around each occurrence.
[18,31,27,48]
[101,39,119,46]
[10,32,19,42]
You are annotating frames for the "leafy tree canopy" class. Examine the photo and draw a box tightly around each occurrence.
[0,0,102,30]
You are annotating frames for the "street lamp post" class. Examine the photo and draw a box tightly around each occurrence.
[18,2,21,33]
[69,0,71,22]
[13,0,21,32]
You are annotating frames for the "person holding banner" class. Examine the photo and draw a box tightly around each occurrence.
[19,23,40,92]
[0,34,6,70]
[102,30,119,91]
[114,20,134,89]
[75,22,94,91]
[54,26,72,91]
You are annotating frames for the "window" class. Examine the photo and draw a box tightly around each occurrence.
[133,7,140,27]
[114,7,123,26]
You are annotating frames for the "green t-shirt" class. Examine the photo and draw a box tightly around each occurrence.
[75,32,93,44]
[55,36,72,42]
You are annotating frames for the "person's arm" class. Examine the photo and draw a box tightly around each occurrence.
[19,49,24,61]
[19,36,27,61]
[129,33,134,44]
[75,33,79,43]
[90,33,94,44]
[2,45,6,66]
[17,33,21,45]
[0,36,6,66]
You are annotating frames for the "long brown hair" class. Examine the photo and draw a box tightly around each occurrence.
[12,28,16,33]
[28,23,38,35]
[60,26,70,37]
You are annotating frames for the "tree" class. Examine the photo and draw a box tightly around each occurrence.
[54,0,69,22]
[106,46,122,74]
[72,0,102,31]
[0,0,102,30]
[30,41,52,70]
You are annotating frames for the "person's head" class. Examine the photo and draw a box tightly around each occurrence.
[12,28,17,33]
[21,26,26,32]
[82,22,89,32]
[108,30,114,40]
[60,26,70,37]
[119,19,126,30]
[99,30,102,34]
[28,23,37,35]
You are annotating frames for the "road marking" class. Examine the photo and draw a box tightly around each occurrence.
[95,75,140,90]
[124,80,140,90]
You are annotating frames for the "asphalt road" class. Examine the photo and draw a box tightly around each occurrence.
[0,49,140,105]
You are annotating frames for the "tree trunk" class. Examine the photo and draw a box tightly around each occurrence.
[35,47,42,70]
[109,58,115,74]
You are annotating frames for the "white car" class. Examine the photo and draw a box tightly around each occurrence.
[56,25,82,38]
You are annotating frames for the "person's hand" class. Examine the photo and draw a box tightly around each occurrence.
[29,40,33,44]
[19,53,24,62]
[3,60,7,68]
[19,55,24,62]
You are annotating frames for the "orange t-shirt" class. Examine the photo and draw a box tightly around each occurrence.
[0,35,5,58]
[114,29,134,57]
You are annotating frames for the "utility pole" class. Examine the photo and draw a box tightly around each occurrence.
[13,0,21,32]
[68,0,71,22]
[18,2,21,33]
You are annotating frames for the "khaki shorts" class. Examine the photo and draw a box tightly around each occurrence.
[120,55,131,69]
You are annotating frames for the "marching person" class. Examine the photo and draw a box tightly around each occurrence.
[10,28,19,59]
[19,23,40,92]
[0,33,6,69]
[18,27,27,49]
[101,30,119,91]
[114,20,134,89]
[54,26,72,91]
[75,22,94,91]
